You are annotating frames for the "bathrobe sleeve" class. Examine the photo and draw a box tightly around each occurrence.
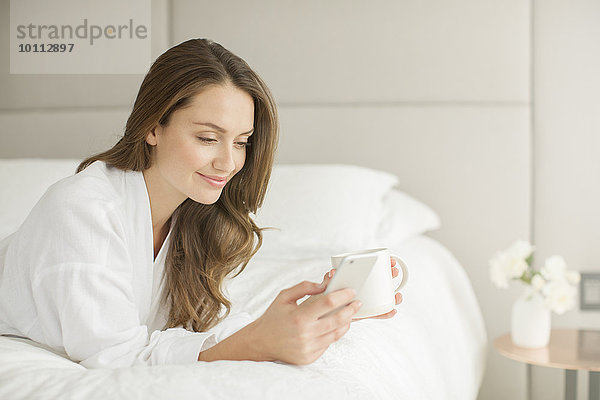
[20,185,251,369]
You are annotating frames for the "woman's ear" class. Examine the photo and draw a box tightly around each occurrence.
[145,126,160,146]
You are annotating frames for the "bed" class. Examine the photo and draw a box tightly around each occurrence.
[0,159,487,400]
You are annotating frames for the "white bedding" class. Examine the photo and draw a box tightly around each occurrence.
[0,235,487,400]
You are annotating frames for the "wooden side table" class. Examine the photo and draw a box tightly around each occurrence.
[494,329,600,400]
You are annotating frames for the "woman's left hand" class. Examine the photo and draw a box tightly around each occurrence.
[318,256,403,321]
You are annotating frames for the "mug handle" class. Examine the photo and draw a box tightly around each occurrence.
[390,254,408,291]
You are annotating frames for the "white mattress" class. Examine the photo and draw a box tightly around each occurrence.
[0,235,487,400]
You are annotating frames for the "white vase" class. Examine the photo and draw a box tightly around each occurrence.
[510,291,551,348]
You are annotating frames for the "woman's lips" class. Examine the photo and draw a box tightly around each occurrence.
[197,173,227,188]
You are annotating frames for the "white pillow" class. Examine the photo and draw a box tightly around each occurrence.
[252,164,439,259]
[374,189,441,248]
[0,160,440,257]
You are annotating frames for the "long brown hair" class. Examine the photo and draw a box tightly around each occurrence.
[78,38,279,332]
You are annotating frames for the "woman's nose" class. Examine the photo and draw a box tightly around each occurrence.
[212,144,236,173]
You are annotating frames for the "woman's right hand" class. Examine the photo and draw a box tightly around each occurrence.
[249,280,361,365]
[198,280,361,365]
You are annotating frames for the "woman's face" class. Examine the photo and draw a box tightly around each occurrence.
[145,83,255,205]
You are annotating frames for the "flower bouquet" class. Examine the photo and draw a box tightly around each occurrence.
[489,240,580,347]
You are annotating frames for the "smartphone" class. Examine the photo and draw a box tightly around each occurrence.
[321,253,378,318]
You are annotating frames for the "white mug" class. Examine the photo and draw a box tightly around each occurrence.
[331,247,408,319]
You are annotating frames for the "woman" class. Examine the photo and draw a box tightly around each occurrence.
[0,39,402,368]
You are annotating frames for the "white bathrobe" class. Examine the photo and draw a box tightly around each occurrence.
[0,161,252,368]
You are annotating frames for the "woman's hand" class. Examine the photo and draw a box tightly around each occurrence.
[198,258,403,364]
[319,256,403,321]
[199,280,361,365]
[250,281,361,364]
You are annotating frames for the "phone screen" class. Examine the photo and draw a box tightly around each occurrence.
[324,253,378,296]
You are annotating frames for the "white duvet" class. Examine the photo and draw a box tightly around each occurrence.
[0,235,486,400]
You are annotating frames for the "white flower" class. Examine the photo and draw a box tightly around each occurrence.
[508,258,529,279]
[507,240,535,261]
[490,241,580,316]
[489,251,528,289]
[531,274,545,291]
[543,280,577,314]
[541,255,568,282]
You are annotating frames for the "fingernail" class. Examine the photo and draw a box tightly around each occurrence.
[328,271,331,278]
[356,301,362,309]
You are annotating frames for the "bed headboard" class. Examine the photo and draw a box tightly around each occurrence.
[0,0,531,321]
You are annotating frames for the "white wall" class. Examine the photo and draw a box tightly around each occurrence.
[532,1,600,398]
[1,1,599,399]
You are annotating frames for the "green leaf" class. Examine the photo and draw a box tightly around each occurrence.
[525,253,534,266]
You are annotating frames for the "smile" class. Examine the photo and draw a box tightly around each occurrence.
[197,173,227,188]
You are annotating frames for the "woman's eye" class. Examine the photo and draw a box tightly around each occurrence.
[197,137,250,149]
[236,142,251,148]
